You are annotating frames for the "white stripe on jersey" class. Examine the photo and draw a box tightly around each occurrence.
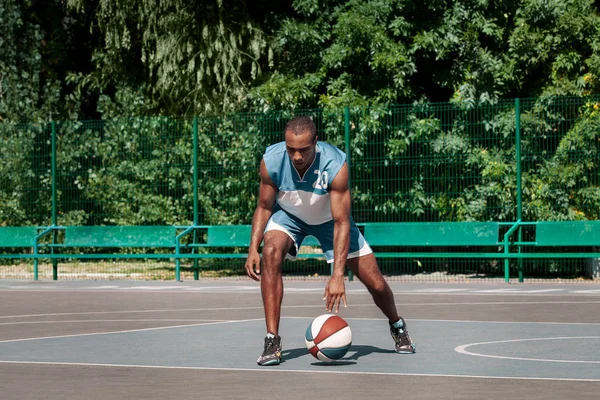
[277,190,332,225]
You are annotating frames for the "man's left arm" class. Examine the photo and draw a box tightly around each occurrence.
[324,162,351,313]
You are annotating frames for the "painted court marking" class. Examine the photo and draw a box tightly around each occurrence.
[1,360,599,382]
[2,317,600,382]
[0,319,263,344]
[0,319,224,326]
[2,300,600,320]
[455,336,600,364]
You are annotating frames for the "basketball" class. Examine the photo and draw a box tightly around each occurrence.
[305,314,352,362]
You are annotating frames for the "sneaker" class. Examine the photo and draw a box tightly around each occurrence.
[257,333,282,366]
[390,317,416,354]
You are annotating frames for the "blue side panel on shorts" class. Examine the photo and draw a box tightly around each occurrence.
[265,209,371,263]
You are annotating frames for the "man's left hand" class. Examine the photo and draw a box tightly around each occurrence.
[324,275,347,313]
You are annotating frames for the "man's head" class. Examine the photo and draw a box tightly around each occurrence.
[284,116,318,172]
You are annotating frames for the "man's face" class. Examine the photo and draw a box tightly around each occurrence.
[284,129,317,172]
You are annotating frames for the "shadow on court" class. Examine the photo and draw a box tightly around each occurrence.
[282,344,395,364]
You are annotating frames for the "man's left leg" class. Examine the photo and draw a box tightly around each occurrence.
[346,254,416,353]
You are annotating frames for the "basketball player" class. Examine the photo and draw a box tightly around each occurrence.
[245,116,416,366]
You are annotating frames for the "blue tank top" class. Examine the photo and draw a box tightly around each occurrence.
[263,141,346,225]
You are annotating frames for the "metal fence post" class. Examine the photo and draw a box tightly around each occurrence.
[193,116,200,280]
[515,99,524,283]
[51,121,58,281]
[344,107,354,281]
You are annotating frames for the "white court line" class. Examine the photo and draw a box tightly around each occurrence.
[474,289,566,294]
[2,317,600,381]
[4,316,600,343]
[3,316,600,346]
[123,286,192,290]
[281,317,600,326]
[2,287,600,297]
[79,286,120,290]
[413,289,470,293]
[3,315,600,327]
[455,337,600,364]
[0,305,327,319]
[0,319,263,344]
[0,360,599,382]
[505,289,565,294]
[571,290,600,294]
[2,300,600,320]
[3,290,600,299]
[0,319,225,326]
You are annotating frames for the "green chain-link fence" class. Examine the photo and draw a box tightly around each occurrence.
[1,96,599,280]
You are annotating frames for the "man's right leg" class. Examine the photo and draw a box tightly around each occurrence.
[261,230,294,336]
[257,230,293,366]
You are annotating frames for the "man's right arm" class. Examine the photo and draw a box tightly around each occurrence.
[245,159,277,281]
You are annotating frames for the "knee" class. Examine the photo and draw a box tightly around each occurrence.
[262,245,284,269]
[366,278,388,297]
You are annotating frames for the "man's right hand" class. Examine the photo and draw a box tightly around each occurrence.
[245,250,261,281]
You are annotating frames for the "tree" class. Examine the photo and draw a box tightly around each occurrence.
[65,0,287,116]
[248,0,600,111]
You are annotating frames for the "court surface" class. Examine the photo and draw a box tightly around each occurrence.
[1,280,600,399]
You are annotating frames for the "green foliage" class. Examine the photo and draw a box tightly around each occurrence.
[2,1,600,228]
[65,0,274,115]
[0,123,51,225]
[0,0,48,122]
[350,100,518,222]
[522,98,600,220]
[4,0,600,119]
[1,96,600,226]
[56,118,193,225]
[249,0,600,110]
[196,116,267,224]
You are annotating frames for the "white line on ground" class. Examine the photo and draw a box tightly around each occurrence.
[571,290,600,294]
[3,317,600,344]
[0,319,264,344]
[80,286,120,290]
[0,319,225,326]
[4,287,600,297]
[455,336,600,364]
[288,317,600,326]
[122,286,193,290]
[473,289,565,294]
[412,289,470,292]
[2,300,600,319]
[0,360,599,382]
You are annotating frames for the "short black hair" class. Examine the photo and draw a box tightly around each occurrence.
[284,116,317,140]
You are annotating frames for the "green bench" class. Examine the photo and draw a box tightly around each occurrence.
[58,226,177,248]
[0,227,38,249]
[361,221,600,281]
[176,222,504,281]
[12,224,322,281]
[0,227,41,265]
[33,226,178,280]
[175,225,322,280]
[6,221,598,281]
[0,226,52,280]
[508,220,600,281]
[176,225,320,254]
[505,221,600,256]
[535,221,600,247]
[362,222,503,258]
